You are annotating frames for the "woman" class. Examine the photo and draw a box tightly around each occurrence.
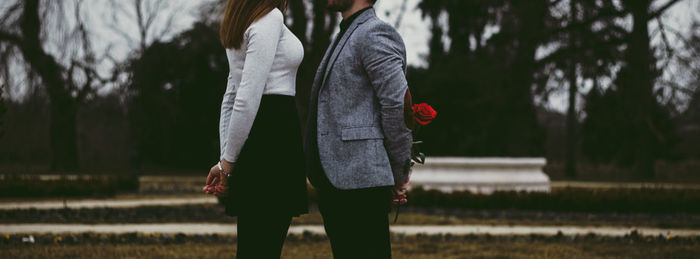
[204,0,307,257]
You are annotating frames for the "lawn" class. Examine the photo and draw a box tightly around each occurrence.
[3,205,699,229]
[3,239,699,258]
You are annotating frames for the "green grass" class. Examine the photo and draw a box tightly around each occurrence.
[3,205,699,229]
[2,238,699,259]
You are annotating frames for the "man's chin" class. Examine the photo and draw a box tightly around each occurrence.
[327,0,352,12]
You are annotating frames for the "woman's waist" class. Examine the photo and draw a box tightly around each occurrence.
[251,95,301,129]
[225,78,296,95]
[259,93,296,103]
[261,87,295,97]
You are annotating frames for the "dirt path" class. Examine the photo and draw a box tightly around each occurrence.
[2,223,698,236]
[0,197,217,210]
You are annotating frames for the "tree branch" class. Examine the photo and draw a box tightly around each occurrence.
[657,80,696,95]
[535,36,628,68]
[17,0,68,100]
[76,63,93,102]
[538,7,627,41]
[394,0,409,29]
[649,0,682,19]
[655,23,700,60]
[0,30,22,45]
[656,17,675,68]
[537,0,681,42]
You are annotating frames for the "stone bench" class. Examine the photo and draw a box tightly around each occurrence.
[410,157,550,194]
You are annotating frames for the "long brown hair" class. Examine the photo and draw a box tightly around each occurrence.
[220,0,287,49]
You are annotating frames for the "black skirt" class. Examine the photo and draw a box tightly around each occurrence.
[222,94,308,217]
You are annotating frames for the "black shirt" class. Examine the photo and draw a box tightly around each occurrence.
[341,6,372,31]
[322,7,373,72]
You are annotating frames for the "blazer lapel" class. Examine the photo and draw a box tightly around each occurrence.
[311,36,340,96]
[319,9,375,90]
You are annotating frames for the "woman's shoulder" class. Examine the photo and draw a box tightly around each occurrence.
[238,8,285,48]
[267,8,284,20]
[248,8,284,32]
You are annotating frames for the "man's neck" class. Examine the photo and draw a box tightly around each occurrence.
[341,2,373,20]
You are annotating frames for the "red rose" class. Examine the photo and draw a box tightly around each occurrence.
[413,103,436,126]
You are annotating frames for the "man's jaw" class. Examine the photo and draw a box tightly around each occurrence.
[327,0,353,12]
[329,0,373,19]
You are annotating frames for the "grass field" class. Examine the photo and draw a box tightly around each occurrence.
[3,175,700,258]
[3,238,699,259]
[3,205,699,229]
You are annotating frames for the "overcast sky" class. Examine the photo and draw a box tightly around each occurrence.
[3,0,699,112]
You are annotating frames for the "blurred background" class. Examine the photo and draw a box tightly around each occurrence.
[1,0,700,258]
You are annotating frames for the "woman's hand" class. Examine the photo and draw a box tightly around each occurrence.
[220,159,234,175]
[203,162,232,197]
[216,160,234,196]
[203,164,220,195]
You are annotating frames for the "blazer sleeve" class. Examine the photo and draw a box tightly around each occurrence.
[360,22,413,185]
[221,9,283,163]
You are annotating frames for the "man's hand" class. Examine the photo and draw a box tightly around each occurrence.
[392,167,412,205]
[392,182,408,205]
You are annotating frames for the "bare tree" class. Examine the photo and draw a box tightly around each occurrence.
[0,0,111,171]
[106,0,180,172]
[617,0,683,178]
[108,0,177,53]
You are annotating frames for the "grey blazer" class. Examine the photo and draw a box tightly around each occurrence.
[305,8,413,190]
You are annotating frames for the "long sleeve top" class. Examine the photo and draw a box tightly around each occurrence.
[219,8,304,162]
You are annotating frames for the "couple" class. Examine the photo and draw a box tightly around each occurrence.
[205,0,413,258]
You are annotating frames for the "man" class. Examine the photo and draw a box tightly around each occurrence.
[305,0,413,257]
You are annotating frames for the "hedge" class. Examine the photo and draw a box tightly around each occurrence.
[0,174,138,198]
[407,186,700,213]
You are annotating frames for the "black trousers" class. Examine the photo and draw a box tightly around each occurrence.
[236,214,292,259]
[316,184,393,259]
[307,113,392,258]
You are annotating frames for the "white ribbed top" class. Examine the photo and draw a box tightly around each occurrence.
[219,8,304,162]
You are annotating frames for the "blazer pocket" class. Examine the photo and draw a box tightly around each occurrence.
[341,126,385,141]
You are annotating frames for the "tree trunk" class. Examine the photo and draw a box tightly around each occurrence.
[0,85,5,138]
[506,0,547,156]
[625,0,655,179]
[566,0,579,178]
[49,99,79,172]
[427,11,444,66]
[288,0,310,130]
[18,0,81,172]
